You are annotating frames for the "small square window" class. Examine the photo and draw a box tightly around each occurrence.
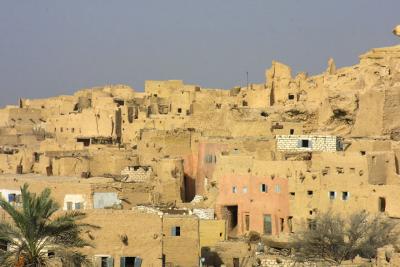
[301,139,309,148]
[260,184,267,193]
[290,129,294,135]
[66,202,73,210]
[288,94,295,100]
[307,190,313,197]
[275,185,281,193]
[171,226,180,236]
[308,219,316,230]
[329,191,336,200]
[75,202,82,210]
[289,192,295,197]
[177,108,182,113]
[342,192,349,201]
[8,194,16,203]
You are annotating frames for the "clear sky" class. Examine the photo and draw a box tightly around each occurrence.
[0,0,399,107]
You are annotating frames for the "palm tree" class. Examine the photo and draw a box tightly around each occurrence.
[0,183,97,267]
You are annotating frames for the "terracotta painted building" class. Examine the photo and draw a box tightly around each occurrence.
[216,174,289,237]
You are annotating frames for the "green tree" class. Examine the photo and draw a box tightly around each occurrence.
[0,183,97,267]
[292,210,398,264]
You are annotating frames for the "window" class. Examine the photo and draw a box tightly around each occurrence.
[280,218,284,232]
[307,190,313,197]
[263,215,272,234]
[308,219,317,230]
[67,202,73,211]
[301,139,310,148]
[233,258,240,267]
[275,185,281,193]
[288,94,295,100]
[8,194,16,203]
[101,257,108,267]
[329,191,336,200]
[232,186,237,193]
[289,192,295,197]
[245,214,250,231]
[342,192,349,201]
[204,154,215,164]
[242,186,248,193]
[379,197,386,212]
[260,184,267,193]
[171,226,181,236]
[33,152,40,163]
[128,107,135,123]
[177,108,182,113]
[287,216,293,233]
[290,129,294,135]
[100,256,114,267]
[360,151,366,156]
[242,100,248,107]
[75,202,82,210]
[120,257,142,267]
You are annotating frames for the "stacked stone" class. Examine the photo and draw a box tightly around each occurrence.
[276,135,338,152]
[121,166,152,182]
[193,208,215,220]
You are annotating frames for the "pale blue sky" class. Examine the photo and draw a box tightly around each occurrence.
[0,1,399,106]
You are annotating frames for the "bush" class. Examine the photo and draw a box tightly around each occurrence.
[292,210,398,264]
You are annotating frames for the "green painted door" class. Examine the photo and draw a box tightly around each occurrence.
[263,215,272,235]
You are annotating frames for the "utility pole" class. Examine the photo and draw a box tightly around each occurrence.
[246,71,249,90]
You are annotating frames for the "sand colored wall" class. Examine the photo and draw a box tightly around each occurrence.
[199,219,226,249]
[162,215,200,267]
[81,210,163,267]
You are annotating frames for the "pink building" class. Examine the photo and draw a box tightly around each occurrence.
[183,142,228,200]
[216,174,290,237]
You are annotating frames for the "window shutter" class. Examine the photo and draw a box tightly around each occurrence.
[171,227,176,236]
[308,140,312,148]
[107,257,114,267]
[120,257,126,267]
[134,257,142,267]
[94,256,101,267]
[297,139,302,148]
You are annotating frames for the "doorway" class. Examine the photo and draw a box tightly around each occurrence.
[263,214,272,235]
